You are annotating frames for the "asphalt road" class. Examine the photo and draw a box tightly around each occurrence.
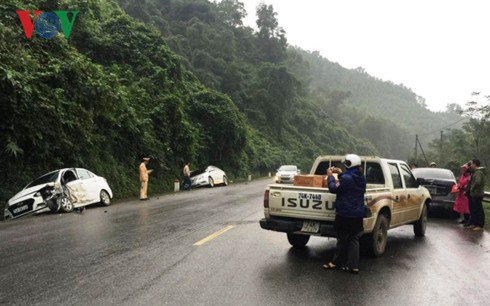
[1,178,489,306]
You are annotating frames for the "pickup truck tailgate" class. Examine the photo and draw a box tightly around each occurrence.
[267,185,336,221]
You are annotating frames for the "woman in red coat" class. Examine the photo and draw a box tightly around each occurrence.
[453,163,471,224]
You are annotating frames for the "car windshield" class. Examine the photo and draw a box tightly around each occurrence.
[412,169,454,180]
[25,171,60,188]
[191,168,206,177]
[279,166,297,172]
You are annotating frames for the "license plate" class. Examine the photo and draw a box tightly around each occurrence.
[435,188,448,196]
[301,221,320,233]
[13,205,28,214]
[298,193,322,200]
[426,186,436,194]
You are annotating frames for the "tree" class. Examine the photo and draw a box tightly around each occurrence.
[461,94,490,164]
[446,103,464,114]
[251,64,300,133]
[216,0,246,27]
[254,3,287,62]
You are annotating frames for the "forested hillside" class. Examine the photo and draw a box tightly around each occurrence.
[0,0,375,202]
[0,0,249,200]
[116,0,464,158]
[298,49,463,135]
[2,0,481,204]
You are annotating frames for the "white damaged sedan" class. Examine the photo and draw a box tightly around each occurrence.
[190,166,228,188]
[4,168,113,220]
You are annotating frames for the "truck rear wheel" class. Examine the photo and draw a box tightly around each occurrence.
[414,204,428,237]
[362,214,388,257]
[287,233,310,248]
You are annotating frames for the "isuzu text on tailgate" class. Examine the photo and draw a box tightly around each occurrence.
[282,193,334,210]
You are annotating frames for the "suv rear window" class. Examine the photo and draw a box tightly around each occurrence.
[412,169,454,180]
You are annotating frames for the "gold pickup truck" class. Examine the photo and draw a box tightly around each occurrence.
[259,155,431,256]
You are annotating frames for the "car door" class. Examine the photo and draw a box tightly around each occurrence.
[399,163,424,222]
[387,162,408,227]
[76,168,99,204]
[62,169,90,205]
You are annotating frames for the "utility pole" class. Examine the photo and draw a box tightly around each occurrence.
[414,134,418,161]
[416,136,429,165]
[440,130,443,166]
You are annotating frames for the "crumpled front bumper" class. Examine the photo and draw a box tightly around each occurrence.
[4,197,48,220]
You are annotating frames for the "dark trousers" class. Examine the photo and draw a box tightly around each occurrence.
[331,230,363,270]
[468,196,485,227]
[182,176,191,190]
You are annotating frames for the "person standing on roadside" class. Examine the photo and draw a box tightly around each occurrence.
[465,159,486,231]
[182,161,191,190]
[453,163,471,225]
[139,157,153,201]
[323,154,366,274]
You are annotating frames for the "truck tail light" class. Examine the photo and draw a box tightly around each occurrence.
[263,190,269,208]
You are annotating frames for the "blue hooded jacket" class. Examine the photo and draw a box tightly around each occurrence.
[327,167,367,218]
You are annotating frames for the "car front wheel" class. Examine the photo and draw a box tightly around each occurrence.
[100,190,111,206]
[209,177,214,187]
[58,196,74,213]
[46,199,60,213]
[223,176,228,186]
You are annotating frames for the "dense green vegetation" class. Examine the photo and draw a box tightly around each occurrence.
[1,0,488,205]
[115,0,466,159]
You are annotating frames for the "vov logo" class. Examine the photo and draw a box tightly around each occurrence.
[16,10,79,39]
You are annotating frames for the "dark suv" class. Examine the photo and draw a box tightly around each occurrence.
[412,167,457,213]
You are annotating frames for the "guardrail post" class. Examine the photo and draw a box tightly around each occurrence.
[484,191,490,203]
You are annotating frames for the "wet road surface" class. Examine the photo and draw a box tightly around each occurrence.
[1,179,489,305]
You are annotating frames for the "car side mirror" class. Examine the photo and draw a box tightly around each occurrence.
[416,178,425,186]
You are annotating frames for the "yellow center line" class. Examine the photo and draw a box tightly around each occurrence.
[193,225,236,246]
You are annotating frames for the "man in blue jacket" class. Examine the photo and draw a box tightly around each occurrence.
[323,154,366,274]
